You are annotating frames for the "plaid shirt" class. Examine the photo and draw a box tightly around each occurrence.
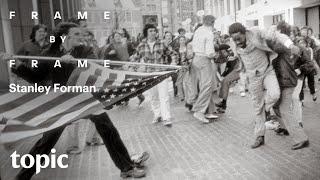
[136,39,167,64]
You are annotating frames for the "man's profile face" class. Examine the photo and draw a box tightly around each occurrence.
[231,32,246,48]
[67,27,82,47]
[147,28,157,40]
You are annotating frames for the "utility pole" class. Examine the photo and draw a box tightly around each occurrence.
[114,0,120,29]
[234,0,237,22]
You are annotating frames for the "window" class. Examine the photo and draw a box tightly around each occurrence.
[253,20,259,26]
[237,0,241,10]
[125,12,132,22]
[147,4,156,11]
[251,0,258,5]
[227,0,230,15]
[220,0,225,16]
[272,13,285,25]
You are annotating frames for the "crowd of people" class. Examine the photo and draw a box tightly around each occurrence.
[1,14,320,179]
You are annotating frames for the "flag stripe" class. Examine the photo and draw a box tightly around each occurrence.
[94,69,110,88]
[24,69,101,126]
[2,92,64,119]
[102,73,117,88]
[85,68,103,86]
[16,93,81,124]
[0,92,25,106]
[0,101,102,143]
[38,97,98,127]
[0,93,44,114]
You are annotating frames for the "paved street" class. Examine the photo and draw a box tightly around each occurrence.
[1,86,320,180]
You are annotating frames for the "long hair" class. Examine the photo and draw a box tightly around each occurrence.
[29,24,47,42]
[122,28,130,40]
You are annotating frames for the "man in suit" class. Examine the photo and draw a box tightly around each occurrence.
[228,23,300,149]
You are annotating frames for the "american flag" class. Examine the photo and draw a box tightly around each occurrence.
[0,62,177,144]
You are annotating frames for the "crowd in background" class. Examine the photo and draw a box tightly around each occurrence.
[1,14,319,179]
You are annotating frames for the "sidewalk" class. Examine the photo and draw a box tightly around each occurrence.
[1,90,320,180]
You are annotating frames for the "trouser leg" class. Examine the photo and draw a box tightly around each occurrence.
[277,88,308,144]
[16,127,66,180]
[90,113,133,172]
[86,121,101,142]
[306,73,315,95]
[263,70,281,113]
[157,78,171,120]
[191,56,214,113]
[176,71,185,100]
[249,75,266,138]
[147,84,161,118]
[219,70,240,100]
[186,63,199,105]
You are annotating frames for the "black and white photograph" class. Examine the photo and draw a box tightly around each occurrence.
[0,0,320,179]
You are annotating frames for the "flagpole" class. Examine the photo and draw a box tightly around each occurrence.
[6,55,182,69]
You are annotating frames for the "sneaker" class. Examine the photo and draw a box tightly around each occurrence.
[152,117,162,124]
[131,151,150,166]
[193,112,209,123]
[312,94,317,101]
[163,119,172,127]
[185,103,193,112]
[215,101,226,110]
[88,137,104,146]
[138,94,145,106]
[265,120,280,130]
[240,92,246,97]
[66,146,82,154]
[120,167,146,178]
[250,136,264,149]
[205,114,219,119]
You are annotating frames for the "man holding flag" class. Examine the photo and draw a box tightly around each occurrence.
[5,22,151,179]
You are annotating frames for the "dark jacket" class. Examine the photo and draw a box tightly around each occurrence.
[270,41,315,89]
[16,40,50,56]
[12,45,96,85]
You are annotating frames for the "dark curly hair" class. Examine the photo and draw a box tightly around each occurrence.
[228,22,246,35]
[143,24,157,38]
[276,21,291,36]
[30,24,48,42]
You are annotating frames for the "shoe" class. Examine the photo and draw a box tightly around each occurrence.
[138,95,145,106]
[185,103,193,112]
[299,122,303,128]
[120,167,146,178]
[250,136,264,149]
[205,114,219,119]
[265,120,280,130]
[193,112,209,123]
[312,94,317,101]
[291,140,309,150]
[215,101,226,110]
[240,92,246,97]
[131,151,150,166]
[66,146,82,154]
[163,119,172,127]
[152,117,162,124]
[275,128,289,136]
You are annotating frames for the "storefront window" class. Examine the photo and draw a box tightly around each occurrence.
[272,13,284,25]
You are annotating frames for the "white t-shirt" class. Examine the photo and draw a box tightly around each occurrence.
[147,41,156,54]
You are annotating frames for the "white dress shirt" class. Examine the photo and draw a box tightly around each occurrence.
[191,26,215,58]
